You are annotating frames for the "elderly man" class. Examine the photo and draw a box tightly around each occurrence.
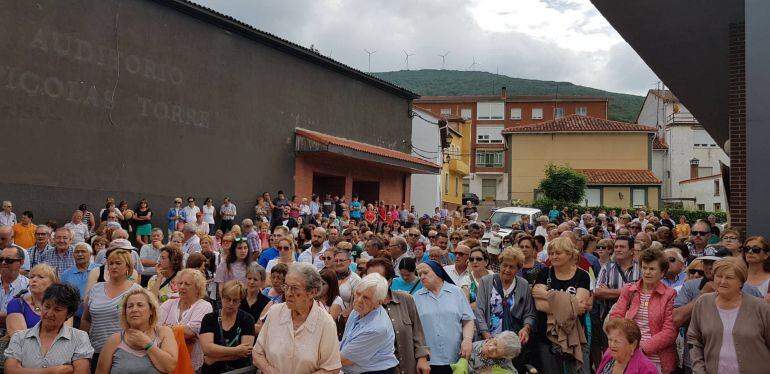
[0,201,16,226]
[632,210,649,227]
[0,226,30,274]
[40,227,76,276]
[388,236,411,274]
[0,246,29,325]
[242,219,260,255]
[60,243,98,328]
[166,197,186,236]
[688,220,717,260]
[662,248,687,290]
[299,227,327,270]
[339,273,398,373]
[12,211,36,249]
[182,223,202,255]
[405,228,422,254]
[26,225,51,269]
[444,244,470,286]
[64,210,89,244]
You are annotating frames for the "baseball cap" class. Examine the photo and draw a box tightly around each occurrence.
[695,255,722,262]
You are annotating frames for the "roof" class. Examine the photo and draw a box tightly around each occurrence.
[679,174,722,184]
[649,89,680,103]
[502,115,656,134]
[577,169,662,185]
[415,95,609,104]
[294,128,440,171]
[652,137,669,150]
[155,0,417,99]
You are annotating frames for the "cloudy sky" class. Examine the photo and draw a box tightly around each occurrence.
[194,0,659,95]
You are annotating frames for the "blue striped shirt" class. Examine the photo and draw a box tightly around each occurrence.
[340,306,398,374]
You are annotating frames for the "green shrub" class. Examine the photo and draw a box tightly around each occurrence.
[538,164,587,204]
[531,198,728,223]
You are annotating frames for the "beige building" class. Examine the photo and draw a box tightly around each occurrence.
[503,115,662,209]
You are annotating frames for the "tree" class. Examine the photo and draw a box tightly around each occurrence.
[537,163,587,204]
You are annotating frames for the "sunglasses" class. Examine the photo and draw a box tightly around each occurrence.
[742,246,767,254]
[691,231,710,237]
[596,246,608,250]
[408,234,420,237]
[322,256,333,261]
[277,246,292,251]
[428,235,437,239]
[667,257,678,263]
[234,237,248,243]
[468,256,486,262]
[688,269,705,276]
[175,201,181,204]
[0,258,21,264]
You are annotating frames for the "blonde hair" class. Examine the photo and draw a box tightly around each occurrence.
[119,288,160,329]
[713,256,748,284]
[170,231,184,242]
[220,280,246,300]
[498,247,525,269]
[107,249,135,274]
[30,263,59,283]
[199,235,214,245]
[548,237,579,259]
[178,268,207,299]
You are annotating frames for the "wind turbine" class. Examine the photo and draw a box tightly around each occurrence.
[364,49,377,72]
[403,50,415,71]
[438,51,450,70]
[469,57,480,71]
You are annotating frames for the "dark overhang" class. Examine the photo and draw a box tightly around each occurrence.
[591,0,744,147]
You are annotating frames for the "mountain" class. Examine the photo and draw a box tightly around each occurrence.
[371,69,644,123]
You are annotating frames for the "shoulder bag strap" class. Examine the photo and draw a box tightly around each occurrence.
[613,262,628,284]
[159,271,177,290]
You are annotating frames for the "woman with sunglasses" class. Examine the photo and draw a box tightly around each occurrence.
[686,259,706,280]
[595,239,614,268]
[449,233,462,251]
[200,280,255,374]
[465,247,493,306]
[265,237,295,282]
[743,236,770,301]
[215,237,251,294]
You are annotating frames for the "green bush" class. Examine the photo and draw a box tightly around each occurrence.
[538,164,587,204]
[531,198,728,223]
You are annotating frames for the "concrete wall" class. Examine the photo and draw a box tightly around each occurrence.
[0,0,413,224]
[508,133,650,202]
[652,149,669,197]
[746,0,770,234]
[676,177,724,211]
[410,109,441,215]
[603,187,629,207]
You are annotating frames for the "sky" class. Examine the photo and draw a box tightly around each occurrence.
[194,0,659,96]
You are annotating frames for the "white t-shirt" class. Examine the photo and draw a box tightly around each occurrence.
[201,205,216,224]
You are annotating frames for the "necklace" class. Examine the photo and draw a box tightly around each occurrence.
[29,294,41,312]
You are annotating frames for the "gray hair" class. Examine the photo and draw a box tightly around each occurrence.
[74,242,93,255]
[356,273,389,303]
[241,218,254,227]
[288,262,323,292]
[493,330,522,359]
[247,263,267,282]
[182,223,197,233]
[664,248,685,264]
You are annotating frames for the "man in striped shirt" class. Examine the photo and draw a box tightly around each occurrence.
[595,236,640,312]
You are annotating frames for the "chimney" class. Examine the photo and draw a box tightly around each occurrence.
[501,86,507,99]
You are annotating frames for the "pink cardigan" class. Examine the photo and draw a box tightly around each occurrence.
[609,280,678,373]
[597,349,659,374]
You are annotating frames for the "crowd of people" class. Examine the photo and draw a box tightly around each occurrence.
[0,194,768,374]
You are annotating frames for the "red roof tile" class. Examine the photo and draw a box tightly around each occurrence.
[653,137,669,150]
[415,95,609,103]
[295,128,440,169]
[502,115,656,133]
[577,169,662,185]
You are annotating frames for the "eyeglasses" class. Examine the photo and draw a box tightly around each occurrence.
[688,269,705,276]
[408,233,420,238]
[188,200,194,203]
[0,258,21,264]
[667,257,678,263]
[468,256,486,262]
[428,235,436,239]
[277,246,291,251]
[742,246,767,254]
[722,236,738,241]
[174,202,181,204]
[691,231,710,237]
[281,284,304,294]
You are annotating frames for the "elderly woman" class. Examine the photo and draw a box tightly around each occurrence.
[743,236,770,299]
[6,263,59,337]
[339,273,399,374]
[253,262,342,374]
[365,258,430,374]
[81,249,142,368]
[474,247,536,370]
[96,288,177,374]
[413,260,475,374]
[4,284,94,374]
[334,248,362,309]
[609,248,678,373]
[597,318,658,373]
[688,257,770,373]
[468,330,521,373]
[531,237,591,374]
[464,247,494,305]
[159,268,213,372]
[200,280,255,374]
[148,246,184,304]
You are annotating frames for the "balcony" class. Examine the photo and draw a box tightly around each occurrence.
[666,112,698,125]
[448,159,470,175]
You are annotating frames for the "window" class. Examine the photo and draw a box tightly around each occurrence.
[444,174,449,194]
[698,167,713,176]
[481,179,497,201]
[440,108,451,115]
[714,180,720,196]
[584,188,601,207]
[455,177,459,197]
[697,204,705,211]
[693,129,718,147]
[632,188,646,208]
[554,107,565,119]
[475,150,503,168]
[461,108,472,120]
[532,108,543,120]
[714,203,722,211]
[510,108,522,120]
[476,126,504,144]
[463,179,470,194]
[576,107,587,116]
[477,102,504,120]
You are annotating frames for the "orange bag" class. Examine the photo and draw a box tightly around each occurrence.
[170,325,195,374]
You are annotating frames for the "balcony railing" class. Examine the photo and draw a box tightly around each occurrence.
[666,112,698,124]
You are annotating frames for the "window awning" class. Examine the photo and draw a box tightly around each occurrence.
[295,128,440,174]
